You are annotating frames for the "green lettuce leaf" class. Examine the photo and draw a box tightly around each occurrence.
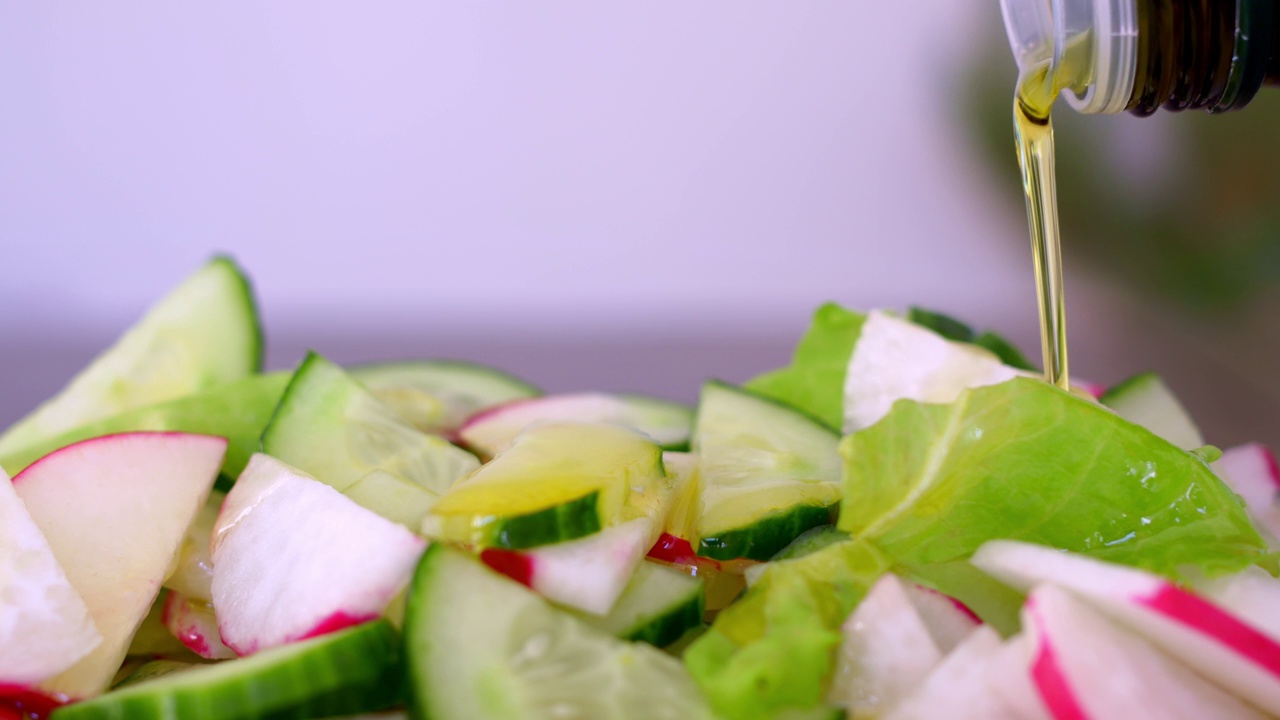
[840,377,1266,577]
[901,560,1024,637]
[684,540,889,720]
[906,306,975,342]
[745,304,865,430]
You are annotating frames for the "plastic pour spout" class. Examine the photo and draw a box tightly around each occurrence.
[999,0,1139,114]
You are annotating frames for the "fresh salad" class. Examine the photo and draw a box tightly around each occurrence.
[2,257,1278,720]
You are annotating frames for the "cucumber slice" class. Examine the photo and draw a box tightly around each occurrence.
[113,660,202,689]
[0,257,262,455]
[343,470,438,530]
[770,525,850,562]
[403,545,716,720]
[51,621,401,720]
[349,360,540,433]
[0,373,288,479]
[458,392,694,460]
[576,561,705,648]
[692,381,842,562]
[1100,372,1205,450]
[262,353,479,497]
[425,422,666,549]
[745,526,850,589]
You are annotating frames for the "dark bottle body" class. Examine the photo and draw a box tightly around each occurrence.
[1127,0,1280,115]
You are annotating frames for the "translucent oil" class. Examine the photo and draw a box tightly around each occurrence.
[1014,60,1069,390]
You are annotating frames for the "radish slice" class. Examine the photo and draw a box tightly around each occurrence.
[902,582,981,653]
[883,626,1042,720]
[829,574,944,714]
[1022,584,1263,720]
[974,540,1280,714]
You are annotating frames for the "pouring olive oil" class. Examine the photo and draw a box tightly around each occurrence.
[1013,59,1068,390]
[1003,0,1280,390]
[1013,42,1091,391]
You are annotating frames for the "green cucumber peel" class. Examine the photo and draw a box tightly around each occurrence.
[769,525,850,562]
[696,505,835,562]
[0,256,263,455]
[488,491,603,550]
[52,621,402,720]
[575,562,706,648]
[262,352,479,496]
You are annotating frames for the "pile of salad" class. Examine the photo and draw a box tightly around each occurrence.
[2,257,1278,720]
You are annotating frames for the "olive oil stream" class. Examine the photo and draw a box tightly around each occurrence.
[1015,60,1069,390]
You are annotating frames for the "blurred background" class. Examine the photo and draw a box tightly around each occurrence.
[2,2,1278,447]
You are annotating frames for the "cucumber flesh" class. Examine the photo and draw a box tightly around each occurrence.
[50,621,402,720]
[261,353,479,497]
[1100,372,1205,450]
[575,561,705,648]
[1,373,288,480]
[458,392,693,460]
[349,360,540,433]
[0,257,262,455]
[692,381,842,562]
[343,470,438,530]
[404,545,716,720]
[426,422,666,549]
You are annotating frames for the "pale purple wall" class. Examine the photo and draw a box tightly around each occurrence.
[0,2,1026,338]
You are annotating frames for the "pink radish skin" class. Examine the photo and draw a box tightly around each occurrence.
[1195,566,1280,642]
[459,394,633,459]
[13,432,225,700]
[458,393,686,459]
[161,592,234,660]
[481,518,655,615]
[1028,635,1087,720]
[974,540,1280,715]
[1140,584,1280,678]
[212,454,426,656]
[902,582,981,653]
[294,611,377,642]
[1073,380,1106,400]
[1023,585,1263,720]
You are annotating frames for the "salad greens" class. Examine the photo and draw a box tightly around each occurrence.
[684,540,890,720]
[6,258,1280,720]
[840,377,1266,576]
[745,303,864,431]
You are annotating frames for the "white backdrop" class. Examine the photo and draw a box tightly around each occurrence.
[0,2,1030,339]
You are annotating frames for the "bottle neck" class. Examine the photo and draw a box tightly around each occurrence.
[1000,0,1280,115]
[1126,0,1278,115]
